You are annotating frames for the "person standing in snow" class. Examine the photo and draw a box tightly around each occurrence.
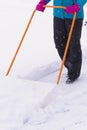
[36,0,87,83]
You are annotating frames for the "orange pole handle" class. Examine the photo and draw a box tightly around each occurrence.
[6,9,36,76]
[43,5,66,9]
[56,12,76,84]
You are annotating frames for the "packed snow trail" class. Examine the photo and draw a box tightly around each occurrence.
[17,75,87,130]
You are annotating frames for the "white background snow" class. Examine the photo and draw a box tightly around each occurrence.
[0,0,87,130]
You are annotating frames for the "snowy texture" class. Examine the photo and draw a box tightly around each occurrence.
[0,1,87,130]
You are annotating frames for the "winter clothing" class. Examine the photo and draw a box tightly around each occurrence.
[46,0,87,19]
[65,3,80,14]
[54,17,83,81]
[36,0,46,12]
[36,0,87,18]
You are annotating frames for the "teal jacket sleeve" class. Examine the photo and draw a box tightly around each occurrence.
[76,0,87,6]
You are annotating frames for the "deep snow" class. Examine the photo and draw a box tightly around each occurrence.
[0,1,87,130]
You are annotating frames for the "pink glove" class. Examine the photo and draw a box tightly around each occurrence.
[36,0,46,12]
[65,3,80,14]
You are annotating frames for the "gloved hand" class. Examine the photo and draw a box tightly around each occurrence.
[65,3,80,14]
[36,0,46,12]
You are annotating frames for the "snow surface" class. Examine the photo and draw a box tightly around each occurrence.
[0,1,87,130]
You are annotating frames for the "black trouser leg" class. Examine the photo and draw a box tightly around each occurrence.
[53,17,83,79]
[54,17,68,60]
[65,18,83,79]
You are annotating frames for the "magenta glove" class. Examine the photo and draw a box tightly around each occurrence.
[36,0,46,12]
[65,3,80,14]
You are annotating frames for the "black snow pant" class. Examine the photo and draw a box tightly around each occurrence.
[54,17,83,80]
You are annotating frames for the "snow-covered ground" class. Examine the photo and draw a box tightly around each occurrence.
[0,1,87,130]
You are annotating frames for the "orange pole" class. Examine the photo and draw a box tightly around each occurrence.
[6,5,66,76]
[43,5,66,9]
[43,5,77,84]
[6,9,36,76]
[56,12,76,84]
